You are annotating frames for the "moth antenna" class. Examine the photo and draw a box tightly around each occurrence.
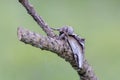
[51,27,60,31]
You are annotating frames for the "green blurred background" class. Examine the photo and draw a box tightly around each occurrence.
[0,0,120,80]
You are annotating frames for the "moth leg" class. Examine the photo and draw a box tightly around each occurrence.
[58,33,66,40]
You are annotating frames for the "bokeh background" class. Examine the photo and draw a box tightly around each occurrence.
[0,0,120,80]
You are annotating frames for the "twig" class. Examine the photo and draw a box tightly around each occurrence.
[19,0,55,37]
[18,27,67,54]
[17,27,98,80]
[17,0,98,80]
[17,27,75,64]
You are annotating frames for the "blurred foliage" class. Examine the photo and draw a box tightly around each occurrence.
[0,0,120,80]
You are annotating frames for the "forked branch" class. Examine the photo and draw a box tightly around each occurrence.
[17,0,98,80]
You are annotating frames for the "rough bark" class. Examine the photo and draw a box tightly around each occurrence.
[19,0,55,37]
[17,0,98,80]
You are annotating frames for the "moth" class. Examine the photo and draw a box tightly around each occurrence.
[52,26,85,68]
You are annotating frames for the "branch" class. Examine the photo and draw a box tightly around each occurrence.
[17,0,98,80]
[17,27,75,66]
[17,27,71,57]
[19,0,55,37]
[17,27,98,80]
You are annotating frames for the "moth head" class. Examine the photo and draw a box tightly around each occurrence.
[59,26,74,35]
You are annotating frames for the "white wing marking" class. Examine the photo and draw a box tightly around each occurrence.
[67,36,83,68]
